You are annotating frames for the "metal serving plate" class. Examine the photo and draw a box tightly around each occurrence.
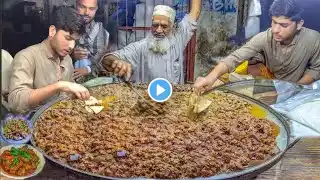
[30,81,297,180]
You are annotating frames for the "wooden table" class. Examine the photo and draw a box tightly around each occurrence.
[256,138,320,180]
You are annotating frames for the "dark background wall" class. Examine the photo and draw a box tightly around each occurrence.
[1,0,48,56]
[298,0,320,31]
[1,0,319,56]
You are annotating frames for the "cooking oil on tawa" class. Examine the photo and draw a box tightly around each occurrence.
[250,104,280,137]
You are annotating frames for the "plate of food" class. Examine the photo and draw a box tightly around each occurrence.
[1,115,32,144]
[0,144,45,179]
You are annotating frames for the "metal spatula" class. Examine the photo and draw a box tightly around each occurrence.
[118,77,163,112]
[118,77,146,99]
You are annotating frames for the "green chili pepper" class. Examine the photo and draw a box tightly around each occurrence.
[10,157,20,168]
[20,151,31,160]
[10,147,19,156]
[10,147,31,160]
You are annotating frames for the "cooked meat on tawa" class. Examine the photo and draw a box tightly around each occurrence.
[33,84,278,178]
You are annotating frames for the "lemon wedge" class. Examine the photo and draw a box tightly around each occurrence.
[250,104,267,118]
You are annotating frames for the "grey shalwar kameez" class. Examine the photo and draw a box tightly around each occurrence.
[106,14,197,84]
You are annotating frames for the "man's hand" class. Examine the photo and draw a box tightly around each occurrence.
[297,74,314,85]
[193,62,229,94]
[193,76,217,94]
[73,68,89,79]
[73,48,89,60]
[57,81,90,100]
[112,60,132,80]
[104,57,132,81]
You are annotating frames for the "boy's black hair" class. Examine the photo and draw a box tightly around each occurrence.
[269,0,303,21]
[51,6,85,35]
[75,0,100,6]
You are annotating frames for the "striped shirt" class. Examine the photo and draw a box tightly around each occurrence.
[76,20,109,76]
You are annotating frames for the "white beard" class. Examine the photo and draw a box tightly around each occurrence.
[146,33,172,54]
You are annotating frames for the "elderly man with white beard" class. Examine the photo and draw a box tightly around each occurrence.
[100,0,202,84]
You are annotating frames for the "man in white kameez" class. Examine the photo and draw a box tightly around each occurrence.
[100,0,202,84]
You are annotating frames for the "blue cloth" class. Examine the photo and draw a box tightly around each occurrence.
[111,0,189,26]
[173,0,189,22]
[112,0,139,26]
[74,58,92,69]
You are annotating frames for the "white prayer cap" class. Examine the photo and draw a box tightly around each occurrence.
[152,5,176,23]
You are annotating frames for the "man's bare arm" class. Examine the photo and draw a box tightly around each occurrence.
[206,62,229,83]
[29,81,89,106]
[194,32,267,92]
[189,0,202,21]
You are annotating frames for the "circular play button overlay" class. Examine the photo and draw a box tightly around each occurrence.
[147,78,173,103]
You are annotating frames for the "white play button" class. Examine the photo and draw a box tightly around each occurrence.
[156,84,165,96]
[148,78,172,103]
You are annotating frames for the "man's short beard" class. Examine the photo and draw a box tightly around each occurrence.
[82,15,93,24]
[146,33,172,54]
